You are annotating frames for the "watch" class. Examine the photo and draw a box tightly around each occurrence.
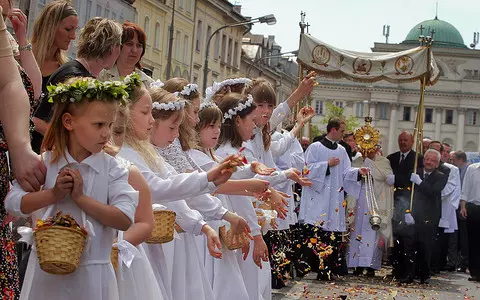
[18,43,32,51]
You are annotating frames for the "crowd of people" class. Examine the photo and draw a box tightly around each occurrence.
[0,0,478,300]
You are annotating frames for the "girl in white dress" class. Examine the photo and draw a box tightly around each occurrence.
[106,89,163,300]
[117,85,239,300]
[5,77,139,300]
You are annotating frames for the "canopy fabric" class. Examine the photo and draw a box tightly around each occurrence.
[297,34,440,85]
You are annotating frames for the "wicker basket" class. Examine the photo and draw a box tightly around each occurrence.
[110,246,119,271]
[219,225,249,250]
[146,210,176,244]
[34,226,87,275]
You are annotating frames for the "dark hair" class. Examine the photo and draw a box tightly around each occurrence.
[343,131,354,138]
[442,142,451,148]
[326,117,345,133]
[428,140,444,152]
[218,93,257,148]
[163,77,200,100]
[122,22,146,69]
[453,150,467,162]
[245,78,276,150]
[197,106,222,132]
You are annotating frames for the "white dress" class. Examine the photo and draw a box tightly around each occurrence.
[113,158,163,300]
[189,149,250,300]
[118,145,215,300]
[5,151,138,300]
[216,142,271,300]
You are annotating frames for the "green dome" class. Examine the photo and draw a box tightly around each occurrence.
[402,18,467,49]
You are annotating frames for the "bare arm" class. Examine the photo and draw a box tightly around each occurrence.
[122,166,154,246]
[11,9,42,100]
[285,71,316,109]
[0,6,46,192]
[215,179,269,196]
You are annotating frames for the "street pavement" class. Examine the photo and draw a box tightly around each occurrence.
[272,267,480,299]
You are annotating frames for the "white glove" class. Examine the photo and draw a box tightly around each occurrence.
[386,174,395,186]
[405,212,415,225]
[410,173,422,185]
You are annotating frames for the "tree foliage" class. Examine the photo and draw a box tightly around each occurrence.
[319,101,360,132]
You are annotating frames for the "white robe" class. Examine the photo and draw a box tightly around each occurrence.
[270,130,305,229]
[439,163,461,233]
[215,142,271,300]
[347,156,393,269]
[299,141,361,232]
[6,151,138,300]
[118,145,216,300]
[189,149,250,300]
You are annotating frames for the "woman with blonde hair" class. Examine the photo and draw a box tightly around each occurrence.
[30,0,77,152]
[33,17,122,150]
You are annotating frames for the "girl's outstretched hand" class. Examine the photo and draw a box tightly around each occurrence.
[203,225,223,259]
[250,161,276,175]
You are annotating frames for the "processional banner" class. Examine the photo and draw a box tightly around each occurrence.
[297,34,439,85]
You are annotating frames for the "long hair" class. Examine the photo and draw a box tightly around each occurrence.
[32,0,77,70]
[218,93,257,149]
[245,78,276,151]
[163,77,199,151]
[122,22,146,69]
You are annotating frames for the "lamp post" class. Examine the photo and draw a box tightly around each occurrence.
[202,14,276,96]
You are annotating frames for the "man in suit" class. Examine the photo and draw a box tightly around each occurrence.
[400,149,448,284]
[387,131,423,279]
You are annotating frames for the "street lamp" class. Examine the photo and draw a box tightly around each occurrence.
[202,14,277,96]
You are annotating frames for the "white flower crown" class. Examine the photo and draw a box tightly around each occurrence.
[150,79,165,89]
[204,78,252,102]
[200,100,218,111]
[180,83,198,97]
[222,94,254,123]
[152,98,186,111]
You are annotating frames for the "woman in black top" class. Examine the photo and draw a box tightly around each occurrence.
[33,17,122,151]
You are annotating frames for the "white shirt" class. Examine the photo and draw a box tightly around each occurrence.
[461,163,480,205]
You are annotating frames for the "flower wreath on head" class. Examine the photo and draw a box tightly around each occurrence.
[199,100,218,111]
[222,94,254,123]
[180,83,198,98]
[204,77,252,102]
[47,73,142,106]
[152,92,186,111]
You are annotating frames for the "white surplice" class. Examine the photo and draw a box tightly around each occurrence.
[439,163,461,233]
[5,151,138,300]
[299,141,361,232]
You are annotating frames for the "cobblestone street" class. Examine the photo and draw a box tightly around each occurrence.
[273,268,480,299]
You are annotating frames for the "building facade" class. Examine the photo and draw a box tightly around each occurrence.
[240,33,298,107]
[311,17,480,154]
[192,0,249,91]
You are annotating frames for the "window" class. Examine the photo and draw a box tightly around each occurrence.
[96,4,102,16]
[213,34,220,60]
[227,38,233,65]
[221,34,227,63]
[425,108,433,123]
[144,17,150,40]
[154,23,161,49]
[186,0,192,13]
[403,106,411,121]
[315,100,323,115]
[175,30,181,60]
[183,35,189,64]
[334,101,343,108]
[378,103,388,119]
[111,12,116,20]
[193,74,198,84]
[195,20,202,52]
[104,8,110,18]
[178,0,184,10]
[205,26,211,57]
[233,41,239,67]
[84,0,92,23]
[445,109,453,124]
[467,110,477,125]
[166,25,171,51]
[355,102,364,117]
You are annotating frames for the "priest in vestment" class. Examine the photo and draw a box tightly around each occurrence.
[299,118,368,280]
[347,148,394,276]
